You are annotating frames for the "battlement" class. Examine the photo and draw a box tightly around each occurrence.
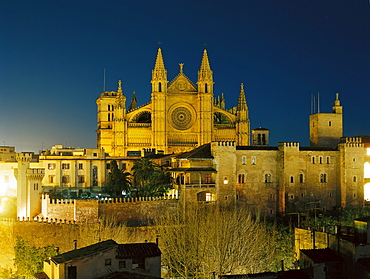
[340,137,364,148]
[216,141,236,146]
[16,152,33,162]
[278,142,300,148]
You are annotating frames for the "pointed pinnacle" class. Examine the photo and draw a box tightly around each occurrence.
[237,83,248,111]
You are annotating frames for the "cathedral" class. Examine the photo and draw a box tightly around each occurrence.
[96,48,250,156]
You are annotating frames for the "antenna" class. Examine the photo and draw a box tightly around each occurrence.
[317,91,320,113]
[103,68,106,92]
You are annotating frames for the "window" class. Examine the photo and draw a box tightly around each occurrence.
[290,176,294,183]
[299,174,304,183]
[300,193,304,198]
[205,193,212,201]
[353,158,356,162]
[105,259,112,266]
[320,173,327,183]
[158,82,162,92]
[119,261,126,269]
[132,257,145,269]
[251,156,256,165]
[62,163,70,169]
[33,183,38,190]
[329,192,332,198]
[264,173,271,183]
[112,105,114,111]
[353,176,357,182]
[205,174,211,184]
[93,166,98,186]
[62,175,70,184]
[312,157,315,164]
[319,157,323,164]
[289,194,294,200]
[49,175,54,183]
[48,163,56,170]
[242,156,246,165]
[78,163,83,170]
[78,175,85,183]
[108,113,110,121]
[326,157,330,164]
[108,105,111,111]
[238,174,245,184]
[328,121,332,126]
[205,83,208,93]
[106,163,110,170]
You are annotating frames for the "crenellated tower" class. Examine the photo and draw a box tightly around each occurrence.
[236,83,250,146]
[151,48,168,152]
[197,49,214,145]
[310,93,343,148]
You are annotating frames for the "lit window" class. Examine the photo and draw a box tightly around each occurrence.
[205,174,211,184]
[242,156,246,165]
[364,183,370,201]
[223,177,228,185]
[365,162,370,178]
[48,163,56,170]
[205,193,212,201]
[251,156,256,165]
[62,163,70,169]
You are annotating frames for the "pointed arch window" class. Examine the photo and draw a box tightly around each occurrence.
[108,113,110,121]
[108,105,111,111]
[158,82,162,92]
[264,173,271,183]
[299,174,304,183]
[112,105,114,111]
[205,83,208,93]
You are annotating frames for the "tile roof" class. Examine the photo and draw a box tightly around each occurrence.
[50,240,118,264]
[176,143,213,159]
[117,243,161,259]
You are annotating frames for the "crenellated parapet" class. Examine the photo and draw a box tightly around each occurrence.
[16,152,33,162]
[216,141,236,146]
[340,137,364,148]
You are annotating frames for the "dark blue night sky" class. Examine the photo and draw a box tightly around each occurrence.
[1,0,369,152]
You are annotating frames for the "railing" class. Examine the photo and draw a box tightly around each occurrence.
[185,183,216,188]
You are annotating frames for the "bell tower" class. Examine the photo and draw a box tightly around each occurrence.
[151,48,168,152]
[197,49,214,145]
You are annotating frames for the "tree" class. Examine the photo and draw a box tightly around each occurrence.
[14,236,56,278]
[106,160,132,197]
[155,203,278,278]
[132,158,172,196]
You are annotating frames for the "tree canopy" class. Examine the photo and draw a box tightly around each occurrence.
[106,160,132,197]
[132,158,172,196]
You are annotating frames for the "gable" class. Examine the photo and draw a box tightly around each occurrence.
[167,73,197,93]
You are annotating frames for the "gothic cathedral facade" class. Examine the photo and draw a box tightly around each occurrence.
[96,49,250,156]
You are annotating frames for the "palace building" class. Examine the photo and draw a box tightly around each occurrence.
[3,48,369,220]
[96,49,250,156]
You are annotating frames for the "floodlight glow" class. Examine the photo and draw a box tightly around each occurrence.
[365,183,370,201]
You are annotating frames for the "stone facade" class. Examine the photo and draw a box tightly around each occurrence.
[96,48,250,156]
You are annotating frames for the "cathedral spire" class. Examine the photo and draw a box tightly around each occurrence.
[237,83,248,111]
[129,91,137,111]
[198,49,213,83]
[151,48,167,92]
